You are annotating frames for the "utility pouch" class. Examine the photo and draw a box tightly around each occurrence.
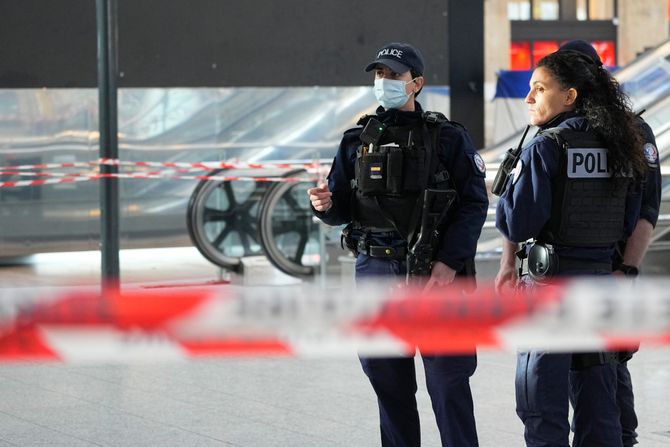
[401,148,426,192]
[386,146,404,194]
[356,149,387,196]
[527,242,559,282]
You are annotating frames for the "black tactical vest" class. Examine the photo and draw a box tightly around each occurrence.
[538,127,630,247]
[352,112,450,238]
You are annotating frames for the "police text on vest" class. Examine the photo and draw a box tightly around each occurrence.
[567,148,611,178]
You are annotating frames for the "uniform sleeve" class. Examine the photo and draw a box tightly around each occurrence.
[638,120,662,227]
[311,132,358,226]
[623,181,642,238]
[434,124,489,272]
[495,137,560,243]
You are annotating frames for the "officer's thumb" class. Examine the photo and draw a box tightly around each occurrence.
[318,182,330,192]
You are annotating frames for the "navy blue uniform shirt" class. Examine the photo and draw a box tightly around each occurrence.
[496,112,642,262]
[314,102,488,272]
[637,118,662,227]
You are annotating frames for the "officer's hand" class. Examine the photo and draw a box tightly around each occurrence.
[423,261,456,292]
[307,183,332,212]
[495,264,518,295]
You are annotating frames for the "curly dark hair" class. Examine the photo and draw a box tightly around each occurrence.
[536,50,647,178]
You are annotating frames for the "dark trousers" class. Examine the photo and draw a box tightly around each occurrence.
[356,254,479,447]
[515,351,622,447]
[617,362,638,446]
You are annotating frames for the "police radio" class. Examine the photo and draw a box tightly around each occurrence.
[491,125,531,196]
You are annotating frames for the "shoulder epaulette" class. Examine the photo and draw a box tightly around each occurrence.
[537,126,563,137]
[422,111,448,125]
[356,114,374,126]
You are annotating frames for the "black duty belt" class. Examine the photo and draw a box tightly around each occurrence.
[365,245,407,259]
[571,351,620,370]
[519,241,612,281]
[556,258,612,273]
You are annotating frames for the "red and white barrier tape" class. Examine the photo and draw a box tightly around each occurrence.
[99,158,325,171]
[0,176,96,188]
[0,157,329,188]
[0,278,668,362]
[0,161,94,171]
[0,170,318,188]
[1,158,327,172]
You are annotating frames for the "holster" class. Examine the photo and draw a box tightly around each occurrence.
[526,242,559,281]
[340,224,359,256]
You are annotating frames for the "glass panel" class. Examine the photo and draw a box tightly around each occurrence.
[508,0,531,20]
[0,86,452,257]
[532,41,560,66]
[511,41,532,70]
[589,0,615,19]
[533,0,559,20]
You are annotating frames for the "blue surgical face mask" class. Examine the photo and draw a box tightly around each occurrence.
[373,78,415,110]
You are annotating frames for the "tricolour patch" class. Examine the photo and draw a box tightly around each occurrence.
[567,148,611,178]
[369,163,383,179]
[473,153,486,174]
[643,143,658,164]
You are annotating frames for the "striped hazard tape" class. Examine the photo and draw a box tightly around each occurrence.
[97,158,326,172]
[0,278,668,362]
[0,170,319,188]
[1,158,328,172]
[0,157,329,188]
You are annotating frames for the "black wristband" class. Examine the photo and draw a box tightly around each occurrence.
[617,264,639,277]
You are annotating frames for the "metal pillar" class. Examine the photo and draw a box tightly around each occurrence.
[96,0,120,290]
[448,0,485,148]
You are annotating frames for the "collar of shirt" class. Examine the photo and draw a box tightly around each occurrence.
[375,101,425,126]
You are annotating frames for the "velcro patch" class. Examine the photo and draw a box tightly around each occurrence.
[567,148,611,178]
[643,143,658,164]
[473,153,486,174]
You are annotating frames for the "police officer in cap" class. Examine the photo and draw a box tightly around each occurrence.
[308,42,487,446]
[559,39,663,447]
[494,47,647,446]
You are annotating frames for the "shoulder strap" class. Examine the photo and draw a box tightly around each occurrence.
[537,126,564,141]
[356,114,375,126]
[422,111,448,125]
[539,126,605,149]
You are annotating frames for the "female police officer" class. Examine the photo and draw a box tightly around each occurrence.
[494,48,647,447]
[308,42,488,446]
[559,39,663,447]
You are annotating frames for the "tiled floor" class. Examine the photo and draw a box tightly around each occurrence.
[0,248,668,446]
